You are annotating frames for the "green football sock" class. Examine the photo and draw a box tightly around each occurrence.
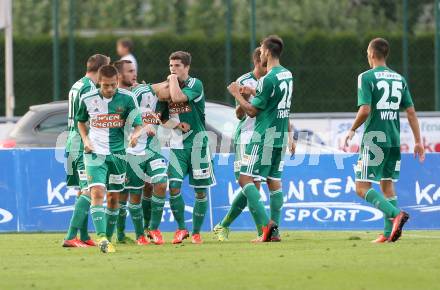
[105,208,120,240]
[365,189,400,218]
[270,189,283,225]
[384,197,398,238]
[142,196,152,230]
[150,194,166,230]
[243,183,269,226]
[220,190,247,228]
[79,211,90,241]
[65,194,91,240]
[90,205,106,238]
[192,196,208,234]
[248,202,263,236]
[116,201,127,240]
[128,202,144,239]
[169,193,186,230]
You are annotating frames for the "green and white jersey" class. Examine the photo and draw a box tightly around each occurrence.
[76,88,142,155]
[250,65,293,148]
[234,72,258,145]
[127,84,162,155]
[157,77,208,149]
[357,66,414,147]
[66,76,95,153]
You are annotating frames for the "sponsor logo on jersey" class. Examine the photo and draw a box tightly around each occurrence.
[169,102,192,114]
[142,112,161,125]
[91,114,125,128]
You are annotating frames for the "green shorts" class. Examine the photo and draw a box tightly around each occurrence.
[124,150,168,194]
[84,151,127,192]
[239,144,285,182]
[66,151,88,190]
[168,146,216,189]
[355,146,401,184]
[234,143,261,182]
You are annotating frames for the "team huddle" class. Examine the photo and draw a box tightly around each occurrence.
[63,35,425,253]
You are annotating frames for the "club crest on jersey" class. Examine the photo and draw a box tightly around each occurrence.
[169,102,191,114]
[116,106,124,113]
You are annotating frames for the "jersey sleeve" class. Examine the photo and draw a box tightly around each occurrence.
[400,80,414,109]
[357,73,373,106]
[75,98,89,122]
[182,79,204,102]
[251,76,272,110]
[126,95,143,127]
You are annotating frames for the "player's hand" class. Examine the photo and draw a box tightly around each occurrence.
[414,142,425,163]
[240,86,253,99]
[344,130,355,148]
[178,122,191,133]
[227,82,241,97]
[288,137,296,156]
[167,74,178,82]
[129,135,138,147]
[83,138,94,153]
[144,124,156,137]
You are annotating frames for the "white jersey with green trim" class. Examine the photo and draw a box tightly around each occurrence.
[127,84,161,155]
[234,72,258,145]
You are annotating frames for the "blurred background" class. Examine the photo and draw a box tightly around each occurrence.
[0,0,437,116]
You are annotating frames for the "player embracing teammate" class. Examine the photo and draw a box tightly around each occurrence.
[222,35,295,242]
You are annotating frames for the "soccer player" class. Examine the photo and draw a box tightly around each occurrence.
[117,38,138,73]
[105,59,147,245]
[113,60,169,245]
[213,47,269,242]
[344,38,425,243]
[76,65,143,253]
[159,51,216,244]
[63,54,110,248]
[227,35,294,242]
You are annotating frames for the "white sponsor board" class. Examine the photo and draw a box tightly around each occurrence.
[293,115,440,153]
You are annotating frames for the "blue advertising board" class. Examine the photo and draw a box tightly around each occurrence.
[0,149,439,232]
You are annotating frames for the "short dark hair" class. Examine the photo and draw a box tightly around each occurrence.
[117,38,134,52]
[113,60,132,74]
[261,35,284,58]
[98,65,118,80]
[86,54,110,73]
[169,51,191,66]
[252,47,262,63]
[369,38,389,60]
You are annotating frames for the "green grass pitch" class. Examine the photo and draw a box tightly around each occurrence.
[1,231,440,290]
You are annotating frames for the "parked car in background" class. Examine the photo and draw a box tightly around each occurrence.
[0,100,340,154]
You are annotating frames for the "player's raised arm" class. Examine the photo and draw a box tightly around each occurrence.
[168,74,188,103]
